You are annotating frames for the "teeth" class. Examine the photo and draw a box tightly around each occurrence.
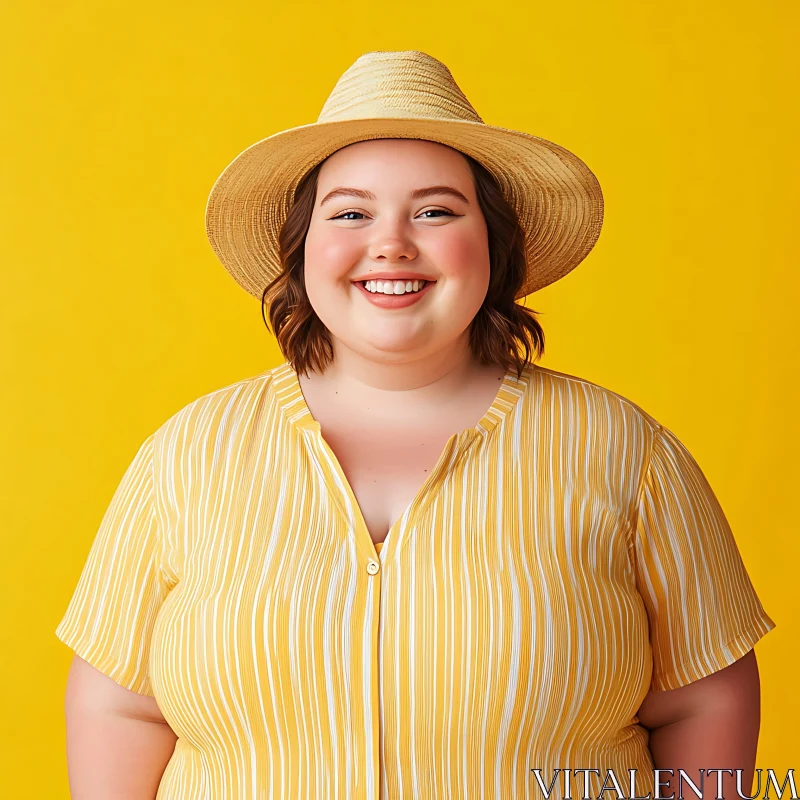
[362,279,427,295]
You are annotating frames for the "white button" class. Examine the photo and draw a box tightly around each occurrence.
[366,560,380,575]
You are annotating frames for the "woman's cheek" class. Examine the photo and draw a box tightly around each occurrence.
[431,228,490,283]
[305,229,362,279]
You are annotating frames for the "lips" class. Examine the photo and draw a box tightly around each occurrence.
[350,276,438,284]
[353,278,436,309]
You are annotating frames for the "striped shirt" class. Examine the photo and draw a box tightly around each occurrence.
[55,360,776,799]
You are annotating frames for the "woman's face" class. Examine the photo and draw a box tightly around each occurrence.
[303,138,490,365]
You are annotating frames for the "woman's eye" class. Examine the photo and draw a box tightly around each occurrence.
[419,209,453,218]
[331,208,453,222]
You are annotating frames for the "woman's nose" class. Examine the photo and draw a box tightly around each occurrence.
[367,222,419,262]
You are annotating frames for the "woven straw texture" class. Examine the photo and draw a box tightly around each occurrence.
[205,50,604,301]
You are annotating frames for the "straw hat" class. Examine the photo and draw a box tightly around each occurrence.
[205,50,604,301]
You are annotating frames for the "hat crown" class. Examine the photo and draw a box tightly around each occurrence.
[317,50,484,124]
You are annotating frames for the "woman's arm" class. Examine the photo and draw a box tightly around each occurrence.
[64,655,177,799]
[637,650,762,799]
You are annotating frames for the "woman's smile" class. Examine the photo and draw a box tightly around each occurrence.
[353,277,437,309]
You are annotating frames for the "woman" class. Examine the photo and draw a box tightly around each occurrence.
[56,51,776,799]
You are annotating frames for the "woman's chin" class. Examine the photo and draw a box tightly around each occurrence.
[344,332,431,358]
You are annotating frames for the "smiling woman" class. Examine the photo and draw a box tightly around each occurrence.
[56,49,776,800]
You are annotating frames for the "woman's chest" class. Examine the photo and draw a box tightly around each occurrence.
[151,463,650,757]
[319,420,457,545]
[295,364,510,545]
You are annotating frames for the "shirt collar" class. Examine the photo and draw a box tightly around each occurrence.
[270,360,532,439]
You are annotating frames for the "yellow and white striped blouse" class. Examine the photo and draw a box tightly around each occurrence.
[56,360,776,799]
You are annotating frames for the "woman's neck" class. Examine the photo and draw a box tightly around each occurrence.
[297,340,499,421]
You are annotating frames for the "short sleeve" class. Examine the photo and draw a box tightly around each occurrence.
[633,423,776,692]
[55,433,170,697]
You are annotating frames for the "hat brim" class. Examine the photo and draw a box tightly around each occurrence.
[204,117,604,301]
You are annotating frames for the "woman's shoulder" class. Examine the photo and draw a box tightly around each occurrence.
[149,363,285,448]
[529,362,661,435]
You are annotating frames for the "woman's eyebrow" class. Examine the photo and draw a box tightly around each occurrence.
[319,185,470,206]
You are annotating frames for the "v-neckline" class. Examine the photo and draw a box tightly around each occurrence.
[271,360,531,561]
[273,361,529,438]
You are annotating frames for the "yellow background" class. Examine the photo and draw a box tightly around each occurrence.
[2,0,796,792]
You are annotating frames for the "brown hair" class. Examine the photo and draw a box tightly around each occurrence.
[261,149,545,380]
